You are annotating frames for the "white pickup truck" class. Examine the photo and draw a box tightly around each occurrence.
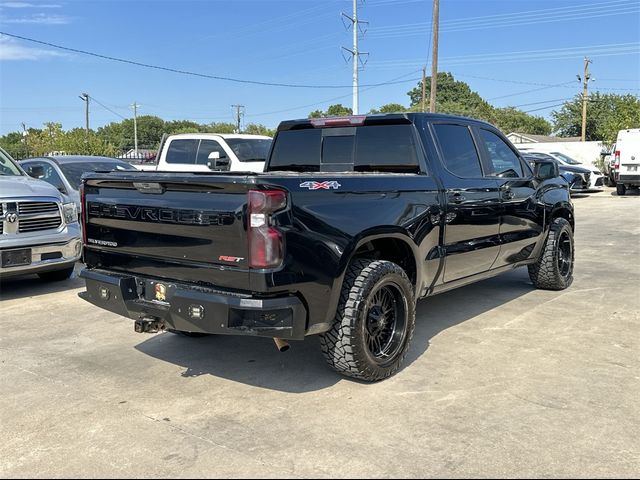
[135,133,272,173]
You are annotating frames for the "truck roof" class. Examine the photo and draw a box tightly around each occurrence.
[276,112,496,132]
[165,133,272,140]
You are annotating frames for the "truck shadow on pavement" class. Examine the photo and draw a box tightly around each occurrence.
[135,268,534,393]
[0,264,84,301]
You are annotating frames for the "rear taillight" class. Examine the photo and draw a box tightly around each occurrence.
[247,190,287,269]
[614,150,620,170]
[80,183,87,245]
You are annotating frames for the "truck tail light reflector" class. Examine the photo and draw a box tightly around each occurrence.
[248,190,286,269]
[614,150,620,170]
[310,116,366,128]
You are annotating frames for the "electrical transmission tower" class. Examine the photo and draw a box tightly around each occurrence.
[232,105,245,133]
[342,0,369,115]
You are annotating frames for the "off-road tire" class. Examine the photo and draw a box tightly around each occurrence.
[616,183,626,196]
[320,259,416,382]
[37,266,74,282]
[528,217,574,290]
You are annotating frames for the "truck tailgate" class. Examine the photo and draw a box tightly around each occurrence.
[83,174,255,289]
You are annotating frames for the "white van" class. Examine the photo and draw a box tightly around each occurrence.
[613,128,640,196]
[135,133,272,173]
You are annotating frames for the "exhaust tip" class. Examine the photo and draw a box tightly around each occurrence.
[273,337,290,352]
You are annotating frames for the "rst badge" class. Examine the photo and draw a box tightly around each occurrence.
[299,181,341,190]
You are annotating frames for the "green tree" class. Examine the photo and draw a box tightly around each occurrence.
[552,93,640,142]
[492,107,552,135]
[244,123,275,136]
[309,103,353,118]
[369,103,408,114]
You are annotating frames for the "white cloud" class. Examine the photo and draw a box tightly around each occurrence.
[0,2,62,8]
[0,36,67,60]
[1,12,70,23]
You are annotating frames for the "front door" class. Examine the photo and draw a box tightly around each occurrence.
[474,127,544,267]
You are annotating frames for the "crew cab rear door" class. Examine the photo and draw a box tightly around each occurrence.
[429,122,501,282]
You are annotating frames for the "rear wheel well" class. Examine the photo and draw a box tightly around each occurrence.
[551,208,575,231]
[353,238,417,286]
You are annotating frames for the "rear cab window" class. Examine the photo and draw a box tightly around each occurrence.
[268,123,421,173]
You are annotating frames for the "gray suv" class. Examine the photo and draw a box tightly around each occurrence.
[0,147,81,281]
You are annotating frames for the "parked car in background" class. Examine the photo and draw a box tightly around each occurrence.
[0,147,81,281]
[518,148,604,190]
[612,128,640,196]
[20,156,137,209]
[522,153,591,193]
[134,133,272,173]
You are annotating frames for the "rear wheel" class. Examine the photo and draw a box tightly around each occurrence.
[38,266,74,282]
[320,259,416,382]
[528,218,574,290]
[616,183,626,196]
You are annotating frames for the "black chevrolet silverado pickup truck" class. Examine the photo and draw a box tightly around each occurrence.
[79,113,574,381]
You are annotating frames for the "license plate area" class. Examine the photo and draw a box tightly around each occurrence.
[1,248,32,268]
[627,165,638,172]
[144,280,174,303]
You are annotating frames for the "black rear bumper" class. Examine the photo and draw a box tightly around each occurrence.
[79,268,307,340]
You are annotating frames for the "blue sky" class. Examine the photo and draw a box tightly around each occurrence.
[0,0,639,135]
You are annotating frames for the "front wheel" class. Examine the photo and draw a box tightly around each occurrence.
[528,218,574,290]
[320,259,416,382]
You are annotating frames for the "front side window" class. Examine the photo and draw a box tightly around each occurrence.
[432,124,483,177]
[196,140,226,166]
[25,161,66,191]
[225,138,272,162]
[165,139,199,164]
[479,129,524,178]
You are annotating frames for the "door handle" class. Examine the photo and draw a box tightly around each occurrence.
[449,192,466,203]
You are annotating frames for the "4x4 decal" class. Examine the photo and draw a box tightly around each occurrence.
[299,181,341,190]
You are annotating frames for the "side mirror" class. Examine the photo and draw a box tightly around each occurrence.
[27,165,45,178]
[207,151,230,170]
[534,160,559,181]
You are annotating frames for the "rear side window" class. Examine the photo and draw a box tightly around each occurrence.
[479,129,524,178]
[270,129,322,171]
[268,125,419,172]
[166,139,199,164]
[354,125,418,171]
[432,124,483,177]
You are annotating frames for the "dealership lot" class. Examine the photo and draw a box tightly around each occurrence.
[1,189,638,478]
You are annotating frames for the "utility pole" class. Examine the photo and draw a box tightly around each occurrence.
[421,66,427,112]
[232,104,244,133]
[131,102,140,157]
[429,0,440,113]
[21,122,29,157]
[78,93,89,141]
[578,57,592,142]
[342,0,368,115]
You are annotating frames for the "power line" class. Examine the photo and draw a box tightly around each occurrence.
[0,31,413,90]
[89,95,127,120]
